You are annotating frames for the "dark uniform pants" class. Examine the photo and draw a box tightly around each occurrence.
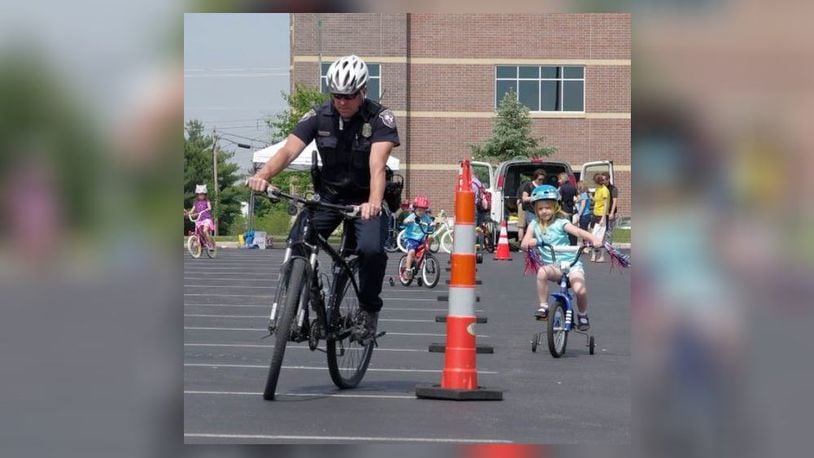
[288,194,388,313]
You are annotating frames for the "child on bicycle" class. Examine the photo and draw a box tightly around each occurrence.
[184,184,215,248]
[520,185,603,330]
[401,196,434,280]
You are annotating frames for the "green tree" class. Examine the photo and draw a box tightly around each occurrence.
[266,82,329,143]
[469,89,557,163]
[184,120,243,234]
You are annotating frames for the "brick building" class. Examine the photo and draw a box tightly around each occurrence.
[290,13,630,215]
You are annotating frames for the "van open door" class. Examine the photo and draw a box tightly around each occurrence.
[470,161,495,191]
[581,160,614,192]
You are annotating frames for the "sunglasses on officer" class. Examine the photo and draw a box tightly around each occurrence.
[331,91,361,101]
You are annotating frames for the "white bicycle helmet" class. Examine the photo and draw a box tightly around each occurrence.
[326,55,369,95]
[195,184,207,194]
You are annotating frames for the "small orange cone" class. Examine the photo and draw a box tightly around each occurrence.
[494,219,512,261]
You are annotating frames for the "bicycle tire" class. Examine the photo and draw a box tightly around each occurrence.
[204,238,217,258]
[422,253,440,288]
[440,231,454,254]
[396,228,408,253]
[547,300,568,358]
[397,254,413,286]
[484,223,496,253]
[384,227,400,253]
[263,257,309,400]
[327,259,374,389]
[187,236,202,258]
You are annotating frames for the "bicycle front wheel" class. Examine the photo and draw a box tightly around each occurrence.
[187,236,202,258]
[547,300,568,358]
[327,260,374,389]
[397,254,413,286]
[422,254,440,288]
[440,231,454,254]
[263,257,309,400]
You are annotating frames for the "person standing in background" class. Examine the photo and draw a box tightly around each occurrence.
[557,172,578,245]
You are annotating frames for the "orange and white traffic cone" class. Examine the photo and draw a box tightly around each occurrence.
[494,219,512,261]
[416,159,503,401]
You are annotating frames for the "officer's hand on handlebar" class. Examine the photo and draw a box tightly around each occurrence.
[246,175,281,195]
[359,201,382,220]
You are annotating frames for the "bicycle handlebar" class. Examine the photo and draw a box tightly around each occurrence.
[258,187,360,218]
[538,242,591,268]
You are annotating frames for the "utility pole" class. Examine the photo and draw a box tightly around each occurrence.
[212,129,220,236]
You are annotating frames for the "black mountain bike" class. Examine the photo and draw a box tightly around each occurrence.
[258,189,383,401]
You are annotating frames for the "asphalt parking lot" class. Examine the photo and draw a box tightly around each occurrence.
[184,246,630,444]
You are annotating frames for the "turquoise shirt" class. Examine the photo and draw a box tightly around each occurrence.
[530,218,578,265]
[403,212,434,241]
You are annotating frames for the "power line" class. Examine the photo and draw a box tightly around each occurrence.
[217,130,271,145]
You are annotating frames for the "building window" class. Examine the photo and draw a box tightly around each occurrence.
[495,65,584,112]
[321,62,381,101]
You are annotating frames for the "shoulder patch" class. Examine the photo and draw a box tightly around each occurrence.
[379,109,397,128]
[299,109,316,122]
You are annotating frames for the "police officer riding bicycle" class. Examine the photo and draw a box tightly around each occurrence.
[247,55,400,345]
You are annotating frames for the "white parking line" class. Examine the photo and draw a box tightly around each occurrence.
[183,363,498,374]
[184,390,415,399]
[185,343,427,352]
[183,293,444,303]
[183,327,486,338]
[184,304,461,312]
[184,313,435,323]
[185,285,275,289]
[184,433,511,443]
[184,314,434,323]
[183,327,487,337]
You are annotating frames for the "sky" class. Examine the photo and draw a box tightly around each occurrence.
[184,13,291,174]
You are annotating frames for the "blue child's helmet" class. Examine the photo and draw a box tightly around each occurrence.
[531,184,560,202]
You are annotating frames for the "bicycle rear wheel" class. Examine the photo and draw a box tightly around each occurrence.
[327,260,373,389]
[263,257,309,400]
[422,254,440,288]
[187,236,202,258]
[547,299,568,358]
[204,237,217,258]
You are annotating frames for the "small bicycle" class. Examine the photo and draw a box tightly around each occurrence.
[531,243,596,357]
[391,221,440,288]
[185,211,217,258]
[257,188,382,400]
[397,209,454,254]
[476,215,498,253]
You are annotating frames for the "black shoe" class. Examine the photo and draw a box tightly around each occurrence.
[352,309,379,345]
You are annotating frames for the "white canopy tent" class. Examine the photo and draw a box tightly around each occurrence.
[252,139,400,171]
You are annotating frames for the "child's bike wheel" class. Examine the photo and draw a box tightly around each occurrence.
[397,255,413,286]
[421,254,440,288]
[589,335,595,355]
[205,240,217,258]
[547,300,568,358]
[187,236,202,258]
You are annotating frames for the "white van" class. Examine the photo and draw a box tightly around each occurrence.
[476,159,614,240]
